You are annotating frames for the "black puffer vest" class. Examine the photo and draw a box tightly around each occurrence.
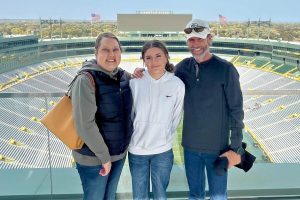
[75,69,133,156]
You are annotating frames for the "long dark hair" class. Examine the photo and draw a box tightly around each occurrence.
[141,40,174,72]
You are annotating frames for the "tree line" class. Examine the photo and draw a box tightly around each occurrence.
[0,21,300,42]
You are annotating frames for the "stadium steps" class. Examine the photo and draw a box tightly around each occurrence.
[244,94,300,163]
[230,55,240,64]
[283,67,298,77]
[274,64,296,74]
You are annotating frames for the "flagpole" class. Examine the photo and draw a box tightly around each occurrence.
[50,18,53,40]
[90,13,100,37]
[247,19,250,39]
[218,15,228,38]
[258,18,261,40]
[90,20,93,37]
[39,17,43,40]
[268,18,271,40]
[217,22,219,37]
[60,18,62,39]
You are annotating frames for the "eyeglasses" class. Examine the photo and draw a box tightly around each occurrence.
[184,27,206,34]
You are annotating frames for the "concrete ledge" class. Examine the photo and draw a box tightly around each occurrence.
[1,164,300,199]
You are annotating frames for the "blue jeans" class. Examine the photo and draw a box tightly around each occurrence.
[76,157,125,200]
[184,149,228,200]
[129,149,174,200]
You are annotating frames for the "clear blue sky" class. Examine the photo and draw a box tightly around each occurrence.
[0,0,299,22]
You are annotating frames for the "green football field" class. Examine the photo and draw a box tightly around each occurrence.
[125,120,184,165]
[171,121,262,165]
[173,120,184,165]
[127,119,262,165]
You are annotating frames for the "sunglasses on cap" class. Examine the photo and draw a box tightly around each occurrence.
[184,26,206,34]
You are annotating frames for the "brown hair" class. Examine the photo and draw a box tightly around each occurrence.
[95,32,122,52]
[141,40,174,72]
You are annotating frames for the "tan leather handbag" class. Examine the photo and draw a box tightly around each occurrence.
[41,94,84,150]
[41,72,94,150]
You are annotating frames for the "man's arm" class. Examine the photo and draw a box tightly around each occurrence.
[221,64,245,168]
[132,68,145,78]
[225,64,244,149]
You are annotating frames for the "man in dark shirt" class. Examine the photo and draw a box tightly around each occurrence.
[175,19,245,200]
[133,19,245,200]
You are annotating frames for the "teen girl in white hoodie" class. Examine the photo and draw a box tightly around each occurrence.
[129,40,185,200]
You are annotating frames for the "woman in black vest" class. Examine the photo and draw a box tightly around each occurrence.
[70,32,133,200]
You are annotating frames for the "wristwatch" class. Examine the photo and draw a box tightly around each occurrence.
[233,147,245,155]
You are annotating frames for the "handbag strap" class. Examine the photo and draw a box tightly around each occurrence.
[66,71,95,96]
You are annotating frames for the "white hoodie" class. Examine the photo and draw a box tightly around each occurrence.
[129,70,185,155]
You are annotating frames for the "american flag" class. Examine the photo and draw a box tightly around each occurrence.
[91,13,100,22]
[219,14,227,26]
